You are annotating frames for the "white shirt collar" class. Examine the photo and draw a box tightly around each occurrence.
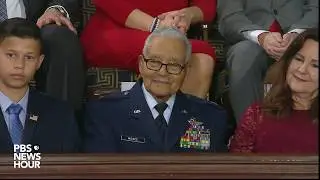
[141,83,176,124]
[0,88,29,114]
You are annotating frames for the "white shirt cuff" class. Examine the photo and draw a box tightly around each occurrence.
[288,28,305,34]
[243,30,269,45]
[46,5,70,19]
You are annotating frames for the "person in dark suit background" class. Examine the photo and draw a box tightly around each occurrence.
[83,28,227,153]
[217,0,318,122]
[0,18,80,153]
[0,0,85,113]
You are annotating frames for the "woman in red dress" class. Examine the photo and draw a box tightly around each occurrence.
[229,28,319,153]
[80,0,217,99]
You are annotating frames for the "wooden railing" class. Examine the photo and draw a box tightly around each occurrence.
[0,154,318,179]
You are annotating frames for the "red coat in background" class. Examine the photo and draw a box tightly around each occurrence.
[80,0,217,71]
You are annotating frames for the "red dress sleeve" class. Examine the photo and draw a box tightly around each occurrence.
[190,0,216,22]
[229,103,262,152]
[93,0,137,26]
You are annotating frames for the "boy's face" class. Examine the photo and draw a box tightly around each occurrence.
[0,36,44,90]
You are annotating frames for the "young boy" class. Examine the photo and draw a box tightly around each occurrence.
[0,18,80,153]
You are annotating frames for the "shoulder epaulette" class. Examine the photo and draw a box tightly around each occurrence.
[206,100,225,110]
[98,90,130,101]
[186,94,224,110]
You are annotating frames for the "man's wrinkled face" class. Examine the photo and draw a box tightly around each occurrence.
[139,36,187,100]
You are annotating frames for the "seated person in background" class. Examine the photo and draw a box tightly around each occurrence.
[0,0,85,113]
[83,28,227,153]
[0,18,80,153]
[217,0,319,122]
[229,28,318,153]
[81,0,217,99]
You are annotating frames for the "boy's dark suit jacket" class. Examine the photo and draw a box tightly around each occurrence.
[0,90,80,153]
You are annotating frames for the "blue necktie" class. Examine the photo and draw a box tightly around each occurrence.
[7,104,23,145]
[0,0,7,22]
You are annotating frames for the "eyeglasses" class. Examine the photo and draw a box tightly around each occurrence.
[142,55,185,75]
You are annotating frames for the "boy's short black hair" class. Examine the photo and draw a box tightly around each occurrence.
[0,17,43,53]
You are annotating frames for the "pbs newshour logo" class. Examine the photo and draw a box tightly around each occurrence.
[13,144,41,168]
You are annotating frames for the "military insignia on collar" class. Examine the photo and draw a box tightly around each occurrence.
[179,117,210,150]
[181,109,188,114]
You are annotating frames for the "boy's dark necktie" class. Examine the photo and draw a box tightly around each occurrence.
[7,104,23,145]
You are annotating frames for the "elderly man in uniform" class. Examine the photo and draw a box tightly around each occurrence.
[83,28,227,153]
